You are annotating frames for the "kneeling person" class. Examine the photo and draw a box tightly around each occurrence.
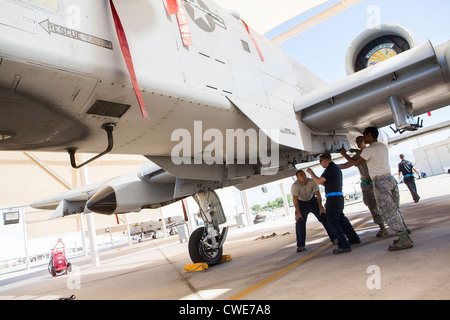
[291,170,336,252]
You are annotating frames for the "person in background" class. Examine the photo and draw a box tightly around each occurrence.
[398,154,421,203]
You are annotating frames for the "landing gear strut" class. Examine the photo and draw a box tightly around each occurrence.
[188,191,228,265]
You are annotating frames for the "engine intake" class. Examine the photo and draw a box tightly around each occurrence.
[345,24,419,75]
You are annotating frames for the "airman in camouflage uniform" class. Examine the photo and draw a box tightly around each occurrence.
[372,174,408,234]
[340,127,413,251]
[339,136,387,237]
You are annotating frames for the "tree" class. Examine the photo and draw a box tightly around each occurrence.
[275,197,284,207]
[253,195,292,212]
[287,194,293,205]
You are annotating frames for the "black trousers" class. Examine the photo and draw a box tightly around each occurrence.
[404,176,420,201]
[325,196,360,249]
[295,196,336,247]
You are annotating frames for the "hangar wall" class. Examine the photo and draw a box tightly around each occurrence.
[413,138,450,176]
[0,151,242,268]
[0,151,158,239]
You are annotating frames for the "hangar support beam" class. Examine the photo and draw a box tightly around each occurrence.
[25,151,100,267]
[271,0,362,45]
[23,152,73,190]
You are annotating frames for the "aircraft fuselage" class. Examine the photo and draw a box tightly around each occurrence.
[0,0,326,158]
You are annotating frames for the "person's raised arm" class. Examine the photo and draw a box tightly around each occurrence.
[339,147,366,167]
[306,168,327,185]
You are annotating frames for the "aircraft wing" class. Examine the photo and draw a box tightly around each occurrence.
[35,117,450,217]
[31,157,298,217]
[31,162,181,217]
[294,40,450,134]
[294,118,450,170]
[31,171,139,217]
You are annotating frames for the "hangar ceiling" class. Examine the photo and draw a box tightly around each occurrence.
[214,0,362,45]
[214,0,329,34]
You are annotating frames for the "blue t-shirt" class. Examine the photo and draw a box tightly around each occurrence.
[320,162,343,195]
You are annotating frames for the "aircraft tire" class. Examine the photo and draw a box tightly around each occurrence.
[188,227,223,265]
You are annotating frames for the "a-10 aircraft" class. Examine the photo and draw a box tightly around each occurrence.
[1,0,450,265]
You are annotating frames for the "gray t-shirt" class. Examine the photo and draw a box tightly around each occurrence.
[291,178,319,201]
[360,141,391,179]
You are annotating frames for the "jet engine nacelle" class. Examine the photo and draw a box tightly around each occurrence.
[345,24,419,75]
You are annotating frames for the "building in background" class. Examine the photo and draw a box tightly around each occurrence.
[413,138,450,176]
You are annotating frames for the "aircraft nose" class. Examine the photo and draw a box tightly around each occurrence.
[86,186,117,214]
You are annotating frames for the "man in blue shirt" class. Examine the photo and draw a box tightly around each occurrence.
[398,154,421,203]
[307,153,360,254]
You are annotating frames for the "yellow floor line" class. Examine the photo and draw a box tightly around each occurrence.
[400,195,412,204]
[229,219,371,300]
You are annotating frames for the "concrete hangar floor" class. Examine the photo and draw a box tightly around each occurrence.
[1,174,450,301]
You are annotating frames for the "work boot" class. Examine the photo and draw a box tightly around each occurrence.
[388,231,413,251]
[333,247,352,254]
[393,228,412,244]
[376,224,387,237]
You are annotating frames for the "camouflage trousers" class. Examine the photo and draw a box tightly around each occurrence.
[361,182,384,226]
[373,174,408,235]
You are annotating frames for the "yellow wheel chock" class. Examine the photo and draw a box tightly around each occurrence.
[220,254,232,263]
[184,254,232,272]
[184,262,208,273]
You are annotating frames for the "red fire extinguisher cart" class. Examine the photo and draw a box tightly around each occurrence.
[48,238,72,277]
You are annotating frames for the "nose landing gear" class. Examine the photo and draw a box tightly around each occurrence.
[188,191,228,265]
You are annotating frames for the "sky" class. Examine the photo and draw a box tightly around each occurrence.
[241,0,450,208]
